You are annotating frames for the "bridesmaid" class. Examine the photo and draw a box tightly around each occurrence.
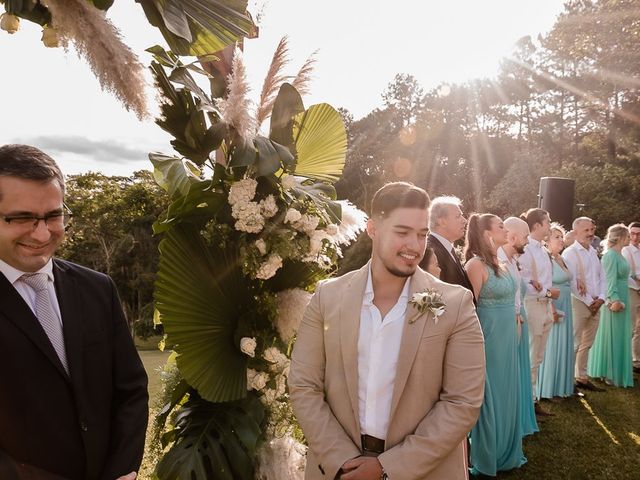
[465,214,526,477]
[538,224,575,399]
[588,224,634,387]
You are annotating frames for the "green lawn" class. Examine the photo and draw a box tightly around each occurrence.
[499,374,640,479]
[139,352,640,479]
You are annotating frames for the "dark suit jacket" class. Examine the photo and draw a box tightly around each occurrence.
[422,234,474,293]
[0,258,149,480]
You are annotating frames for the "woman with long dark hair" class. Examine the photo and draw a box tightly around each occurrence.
[465,213,526,477]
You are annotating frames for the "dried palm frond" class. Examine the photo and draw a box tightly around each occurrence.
[217,48,255,138]
[43,0,149,120]
[255,36,290,129]
[291,51,317,97]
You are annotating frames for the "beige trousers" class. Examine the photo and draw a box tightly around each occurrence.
[629,288,640,365]
[572,297,600,381]
[524,297,553,399]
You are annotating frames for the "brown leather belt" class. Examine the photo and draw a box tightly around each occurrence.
[361,434,385,455]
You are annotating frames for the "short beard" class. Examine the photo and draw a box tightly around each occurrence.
[385,264,415,278]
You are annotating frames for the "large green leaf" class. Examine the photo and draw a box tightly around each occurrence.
[150,152,201,200]
[292,103,347,183]
[269,83,305,151]
[155,225,253,402]
[138,0,257,57]
[156,395,264,480]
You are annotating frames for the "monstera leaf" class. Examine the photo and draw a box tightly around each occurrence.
[138,0,257,57]
[156,395,264,480]
[155,225,254,402]
[291,103,347,183]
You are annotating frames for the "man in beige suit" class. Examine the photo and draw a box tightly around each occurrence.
[289,182,485,480]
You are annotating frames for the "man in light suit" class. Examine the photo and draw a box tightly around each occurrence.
[289,182,485,480]
[418,196,472,293]
[0,145,148,480]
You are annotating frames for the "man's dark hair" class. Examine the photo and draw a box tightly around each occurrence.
[629,222,640,230]
[0,144,64,198]
[520,208,548,230]
[370,182,430,219]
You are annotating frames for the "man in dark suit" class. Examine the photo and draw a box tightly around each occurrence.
[0,144,148,480]
[419,196,473,292]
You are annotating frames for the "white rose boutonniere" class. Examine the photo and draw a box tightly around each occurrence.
[409,288,446,324]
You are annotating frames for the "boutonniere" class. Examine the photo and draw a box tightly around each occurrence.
[409,288,446,324]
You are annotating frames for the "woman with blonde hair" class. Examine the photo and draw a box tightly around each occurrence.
[538,223,575,398]
[587,224,634,387]
[465,214,526,476]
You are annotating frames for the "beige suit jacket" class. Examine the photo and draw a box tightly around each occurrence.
[289,263,485,480]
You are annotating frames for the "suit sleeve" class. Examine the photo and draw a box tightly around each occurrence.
[288,282,361,479]
[378,289,485,480]
[100,278,149,480]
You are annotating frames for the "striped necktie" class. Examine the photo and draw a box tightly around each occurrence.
[20,273,70,375]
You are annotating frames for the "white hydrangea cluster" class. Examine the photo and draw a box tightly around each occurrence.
[259,195,278,218]
[232,201,265,233]
[247,368,269,391]
[228,178,258,205]
[255,254,283,280]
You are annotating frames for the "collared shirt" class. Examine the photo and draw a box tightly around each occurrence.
[562,241,606,305]
[519,237,553,298]
[0,258,63,322]
[622,244,640,290]
[497,247,521,315]
[431,231,457,261]
[358,265,410,440]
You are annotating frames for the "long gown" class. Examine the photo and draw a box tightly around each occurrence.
[470,265,527,476]
[517,276,539,437]
[538,258,575,398]
[587,249,634,387]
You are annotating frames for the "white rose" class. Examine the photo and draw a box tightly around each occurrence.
[255,254,283,280]
[240,337,257,357]
[247,368,269,391]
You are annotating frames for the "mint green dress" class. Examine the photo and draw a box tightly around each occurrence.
[470,266,526,476]
[588,249,634,387]
[538,259,575,398]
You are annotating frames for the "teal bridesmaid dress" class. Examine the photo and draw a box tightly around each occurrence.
[538,259,575,398]
[470,265,527,476]
[587,249,634,387]
[517,276,539,437]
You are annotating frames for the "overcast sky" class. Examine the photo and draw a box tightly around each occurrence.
[0,0,566,176]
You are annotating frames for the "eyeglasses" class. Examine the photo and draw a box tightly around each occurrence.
[0,204,73,231]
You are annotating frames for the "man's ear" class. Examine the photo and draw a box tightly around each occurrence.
[366,218,376,239]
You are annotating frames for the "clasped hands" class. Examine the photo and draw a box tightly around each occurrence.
[607,300,625,312]
[339,456,383,480]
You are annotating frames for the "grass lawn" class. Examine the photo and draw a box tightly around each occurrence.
[499,373,640,479]
[139,352,640,479]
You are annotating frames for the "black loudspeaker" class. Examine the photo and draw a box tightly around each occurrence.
[538,177,575,230]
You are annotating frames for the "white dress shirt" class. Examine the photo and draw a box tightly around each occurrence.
[0,258,63,323]
[498,247,521,315]
[431,231,457,261]
[519,238,553,298]
[358,265,410,440]
[562,241,606,305]
[622,244,640,290]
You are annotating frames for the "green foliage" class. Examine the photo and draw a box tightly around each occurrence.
[155,224,257,402]
[138,0,257,57]
[156,394,265,480]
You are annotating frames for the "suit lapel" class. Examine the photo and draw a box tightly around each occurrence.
[388,271,430,422]
[53,259,84,385]
[339,263,369,429]
[0,268,70,380]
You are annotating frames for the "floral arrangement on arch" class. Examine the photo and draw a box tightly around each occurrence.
[146,38,366,480]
